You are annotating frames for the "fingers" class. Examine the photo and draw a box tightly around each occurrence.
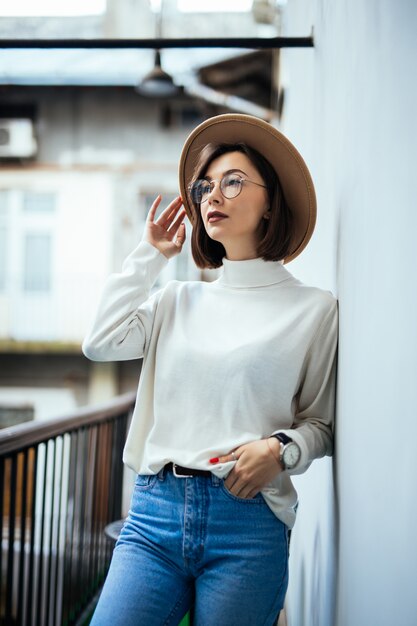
[147,194,162,223]
[223,471,258,499]
[163,198,185,228]
[211,446,244,464]
[148,195,183,226]
[175,223,186,248]
[168,208,187,235]
[210,450,239,464]
[163,198,186,234]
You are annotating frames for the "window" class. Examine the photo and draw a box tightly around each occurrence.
[23,191,55,213]
[23,233,51,292]
[0,405,34,429]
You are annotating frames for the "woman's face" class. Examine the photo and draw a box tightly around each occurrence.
[199,151,269,260]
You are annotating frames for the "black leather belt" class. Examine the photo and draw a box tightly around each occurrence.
[164,462,212,478]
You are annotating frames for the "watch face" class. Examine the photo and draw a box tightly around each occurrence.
[283,442,301,468]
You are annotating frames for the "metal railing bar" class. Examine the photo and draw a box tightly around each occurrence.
[82,428,95,606]
[96,422,107,583]
[106,423,116,566]
[36,442,49,626]
[116,414,128,521]
[84,427,96,601]
[17,449,29,626]
[83,426,92,607]
[114,417,124,519]
[96,424,105,583]
[106,422,115,565]
[0,392,136,456]
[26,446,38,626]
[45,438,57,626]
[5,455,17,623]
[83,428,92,598]
[70,430,81,618]
[63,429,78,625]
[108,414,126,530]
[57,433,73,624]
[101,423,112,575]
[53,435,65,626]
[70,429,81,623]
[75,427,88,614]
[107,416,125,560]
[90,425,100,597]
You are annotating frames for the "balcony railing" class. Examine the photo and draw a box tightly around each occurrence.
[0,392,135,626]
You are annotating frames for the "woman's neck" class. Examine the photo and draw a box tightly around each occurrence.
[222,237,258,261]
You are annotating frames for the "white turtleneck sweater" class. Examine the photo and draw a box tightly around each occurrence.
[82,239,338,528]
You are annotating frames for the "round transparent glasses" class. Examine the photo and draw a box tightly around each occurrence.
[188,173,268,205]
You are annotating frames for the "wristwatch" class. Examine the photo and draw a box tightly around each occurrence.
[270,433,301,470]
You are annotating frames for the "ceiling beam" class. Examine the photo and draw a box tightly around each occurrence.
[183,83,278,122]
[0,36,314,50]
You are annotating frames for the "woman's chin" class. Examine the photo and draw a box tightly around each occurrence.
[204,227,224,243]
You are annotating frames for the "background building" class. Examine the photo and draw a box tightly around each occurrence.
[0,0,280,423]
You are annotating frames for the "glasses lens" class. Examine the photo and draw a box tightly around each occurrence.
[189,179,212,204]
[221,174,242,199]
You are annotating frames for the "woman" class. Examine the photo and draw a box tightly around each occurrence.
[83,113,338,626]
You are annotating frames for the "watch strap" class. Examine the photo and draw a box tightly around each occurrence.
[270,432,293,445]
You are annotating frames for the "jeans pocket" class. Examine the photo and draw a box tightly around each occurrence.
[220,480,265,504]
[134,473,158,491]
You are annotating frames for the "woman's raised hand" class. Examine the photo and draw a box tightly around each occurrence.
[144,195,187,259]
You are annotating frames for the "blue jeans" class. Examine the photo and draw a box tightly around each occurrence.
[90,467,289,626]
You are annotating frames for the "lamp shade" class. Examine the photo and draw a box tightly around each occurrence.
[136,50,179,97]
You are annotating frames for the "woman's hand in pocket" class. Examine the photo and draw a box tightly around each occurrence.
[211,439,283,500]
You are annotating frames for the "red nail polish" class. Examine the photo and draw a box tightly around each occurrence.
[209,457,219,464]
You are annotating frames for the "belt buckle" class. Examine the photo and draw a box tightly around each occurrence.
[172,463,193,478]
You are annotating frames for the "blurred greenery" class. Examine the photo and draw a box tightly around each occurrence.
[179,612,191,626]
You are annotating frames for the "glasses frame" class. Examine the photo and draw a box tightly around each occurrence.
[188,174,269,204]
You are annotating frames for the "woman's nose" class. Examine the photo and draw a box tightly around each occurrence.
[207,180,222,204]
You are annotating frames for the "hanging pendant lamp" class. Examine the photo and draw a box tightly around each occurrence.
[136,49,179,97]
[136,0,179,97]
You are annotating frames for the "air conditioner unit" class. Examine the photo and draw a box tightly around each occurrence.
[0,118,37,159]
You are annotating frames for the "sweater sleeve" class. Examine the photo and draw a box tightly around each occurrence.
[274,298,339,475]
[82,240,169,362]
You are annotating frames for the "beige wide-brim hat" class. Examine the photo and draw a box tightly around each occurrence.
[178,113,316,263]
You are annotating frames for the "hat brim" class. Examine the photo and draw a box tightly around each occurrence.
[178,113,316,264]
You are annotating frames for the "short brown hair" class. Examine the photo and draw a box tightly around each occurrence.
[188,142,294,269]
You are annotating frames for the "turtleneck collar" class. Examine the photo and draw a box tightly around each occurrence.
[216,256,294,289]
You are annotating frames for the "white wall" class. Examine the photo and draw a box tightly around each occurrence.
[280,1,417,625]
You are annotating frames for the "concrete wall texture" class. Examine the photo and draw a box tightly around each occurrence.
[279,1,417,625]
